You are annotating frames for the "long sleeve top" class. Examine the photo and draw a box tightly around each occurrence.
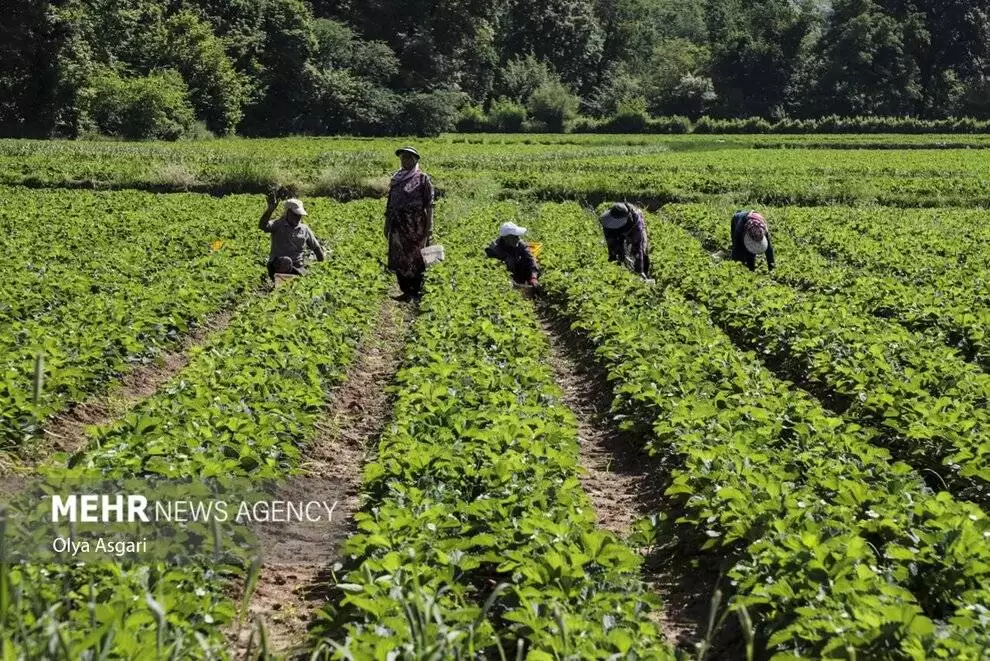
[730,210,775,271]
[260,215,325,265]
[602,206,650,276]
[484,238,540,284]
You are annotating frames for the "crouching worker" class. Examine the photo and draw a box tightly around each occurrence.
[259,193,326,281]
[730,210,775,272]
[599,202,651,279]
[484,222,540,287]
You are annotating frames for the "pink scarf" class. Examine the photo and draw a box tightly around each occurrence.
[744,212,767,239]
[391,163,420,187]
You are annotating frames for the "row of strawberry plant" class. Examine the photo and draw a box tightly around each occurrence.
[2,199,390,658]
[497,147,990,209]
[769,206,990,292]
[310,201,673,659]
[0,187,253,328]
[530,202,990,658]
[666,203,990,371]
[0,190,288,448]
[637,204,990,504]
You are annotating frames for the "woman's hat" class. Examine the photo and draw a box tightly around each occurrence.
[499,222,527,237]
[395,146,420,159]
[600,203,631,229]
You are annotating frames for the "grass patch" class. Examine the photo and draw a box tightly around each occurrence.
[307,166,389,200]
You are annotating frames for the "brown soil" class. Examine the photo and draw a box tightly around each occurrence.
[230,292,412,660]
[533,296,741,658]
[27,291,261,470]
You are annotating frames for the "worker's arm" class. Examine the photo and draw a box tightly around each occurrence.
[631,241,647,276]
[307,229,327,262]
[484,240,503,259]
[765,235,775,271]
[630,216,648,275]
[259,193,278,232]
[423,176,435,244]
[603,231,623,262]
[384,188,392,238]
[521,245,540,285]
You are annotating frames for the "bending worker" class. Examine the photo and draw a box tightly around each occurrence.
[730,210,775,272]
[599,202,651,279]
[484,222,540,287]
[259,193,326,281]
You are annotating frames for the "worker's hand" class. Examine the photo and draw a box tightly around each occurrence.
[528,276,539,288]
[265,192,277,212]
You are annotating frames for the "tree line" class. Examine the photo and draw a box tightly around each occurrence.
[3,0,989,139]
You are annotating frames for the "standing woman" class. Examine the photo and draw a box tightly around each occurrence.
[385,146,435,301]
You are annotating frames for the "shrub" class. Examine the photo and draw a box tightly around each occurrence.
[496,55,556,102]
[602,97,649,133]
[455,104,489,132]
[84,68,195,140]
[569,116,604,133]
[488,98,526,132]
[526,81,579,132]
[399,91,466,137]
[647,115,692,134]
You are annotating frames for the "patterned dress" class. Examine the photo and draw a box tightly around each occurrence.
[385,166,434,295]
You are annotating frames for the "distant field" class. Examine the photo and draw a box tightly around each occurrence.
[3,133,990,206]
[4,134,989,658]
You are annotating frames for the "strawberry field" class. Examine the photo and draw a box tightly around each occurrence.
[2,133,990,659]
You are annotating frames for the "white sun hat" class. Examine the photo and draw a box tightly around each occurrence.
[284,198,308,216]
[743,233,768,255]
[600,203,631,229]
[499,222,527,237]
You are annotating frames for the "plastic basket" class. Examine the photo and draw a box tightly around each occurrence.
[421,245,446,266]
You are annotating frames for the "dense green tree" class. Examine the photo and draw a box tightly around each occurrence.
[803,0,922,116]
[883,0,990,116]
[708,0,816,117]
[335,0,503,99]
[312,19,399,84]
[500,0,604,93]
[238,0,317,135]
[641,38,711,116]
[83,68,196,140]
[0,1,64,136]
[157,11,246,134]
[495,54,557,102]
[7,0,990,137]
[596,0,707,73]
[306,68,400,134]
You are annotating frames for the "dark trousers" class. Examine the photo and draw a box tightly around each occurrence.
[397,271,424,297]
[730,212,743,237]
[267,257,306,281]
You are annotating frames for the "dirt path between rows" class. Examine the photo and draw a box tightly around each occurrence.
[24,286,268,470]
[231,292,412,659]
[533,297,739,657]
